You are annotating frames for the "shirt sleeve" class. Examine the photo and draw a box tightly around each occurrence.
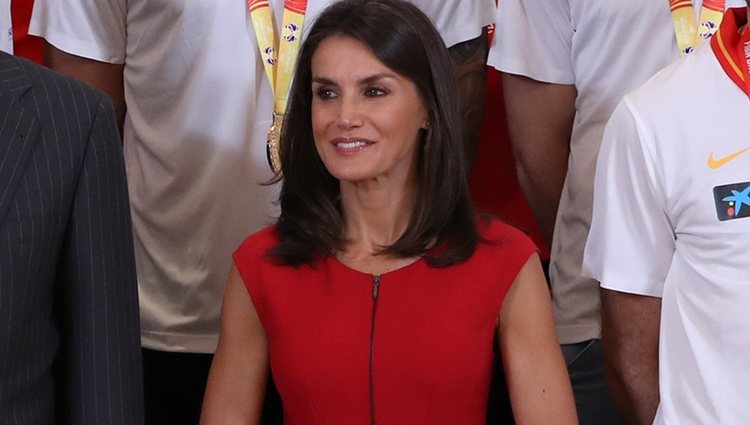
[488,0,574,84]
[583,98,675,298]
[28,0,127,64]
[411,0,496,48]
[59,91,144,425]
[232,228,277,322]
[1,0,11,54]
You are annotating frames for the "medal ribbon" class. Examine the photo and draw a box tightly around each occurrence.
[670,0,726,56]
[710,7,750,98]
[248,0,309,172]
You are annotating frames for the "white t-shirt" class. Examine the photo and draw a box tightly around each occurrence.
[585,39,750,423]
[488,0,744,344]
[29,0,495,353]
[1,0,11,54]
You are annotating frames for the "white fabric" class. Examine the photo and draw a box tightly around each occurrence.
[585,41,750,424]
[29,0,494,353]
[414,0,496,48]
[1,0,11,54]
[488,0,745,344]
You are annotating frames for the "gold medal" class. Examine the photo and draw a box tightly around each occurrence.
[266,112,284,174]
[248,0,308,173]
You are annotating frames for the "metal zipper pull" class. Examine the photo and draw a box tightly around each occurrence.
[372,275,381,299]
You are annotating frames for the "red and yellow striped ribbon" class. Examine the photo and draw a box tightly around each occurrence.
[247,0,309,173]
[670,0,726,56]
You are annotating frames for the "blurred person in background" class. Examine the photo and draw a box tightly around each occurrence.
[586,3,750,423]
[0,43,143,425]
[490,0,743,422]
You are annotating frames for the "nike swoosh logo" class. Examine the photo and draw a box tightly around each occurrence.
[708,147,750,169]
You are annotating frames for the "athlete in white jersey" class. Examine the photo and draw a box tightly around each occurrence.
[585,4,750,423]
[489,0,743,422]
[28,0,494,423]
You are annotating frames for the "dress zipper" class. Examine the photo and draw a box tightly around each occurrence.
[369,274,381,425]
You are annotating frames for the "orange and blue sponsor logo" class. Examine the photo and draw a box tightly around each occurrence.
[714,181,750,221]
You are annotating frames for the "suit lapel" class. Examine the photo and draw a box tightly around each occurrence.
[0,52,40,223]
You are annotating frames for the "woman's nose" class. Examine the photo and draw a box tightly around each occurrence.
[335,96,364,129]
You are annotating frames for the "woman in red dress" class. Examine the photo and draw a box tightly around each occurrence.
[201,1,577,423]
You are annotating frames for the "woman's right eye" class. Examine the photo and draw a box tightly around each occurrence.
[315,87,337,99]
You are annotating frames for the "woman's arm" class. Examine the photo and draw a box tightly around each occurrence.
[200,265,270,425]
[498,254,577,424]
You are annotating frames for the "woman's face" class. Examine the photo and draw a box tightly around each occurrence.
[310,35,429,184]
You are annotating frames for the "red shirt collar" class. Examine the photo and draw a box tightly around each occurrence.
[711,7,750,93]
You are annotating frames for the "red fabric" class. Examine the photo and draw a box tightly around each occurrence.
[710,7,748,94]
[233,220,536,425]
[11,0,43,63]
[468,29,550,260]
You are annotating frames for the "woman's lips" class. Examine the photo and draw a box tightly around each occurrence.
[332,138,373,155]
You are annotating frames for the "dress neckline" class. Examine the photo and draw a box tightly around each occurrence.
[327,253,425,278]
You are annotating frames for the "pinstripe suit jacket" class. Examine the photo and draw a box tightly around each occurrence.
[0,51,144,424]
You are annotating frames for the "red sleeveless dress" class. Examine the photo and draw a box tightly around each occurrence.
[233,220,536,425]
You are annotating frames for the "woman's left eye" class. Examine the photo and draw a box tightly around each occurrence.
[364,86,387,97]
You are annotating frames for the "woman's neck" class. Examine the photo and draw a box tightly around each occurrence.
[336,175,417,274]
